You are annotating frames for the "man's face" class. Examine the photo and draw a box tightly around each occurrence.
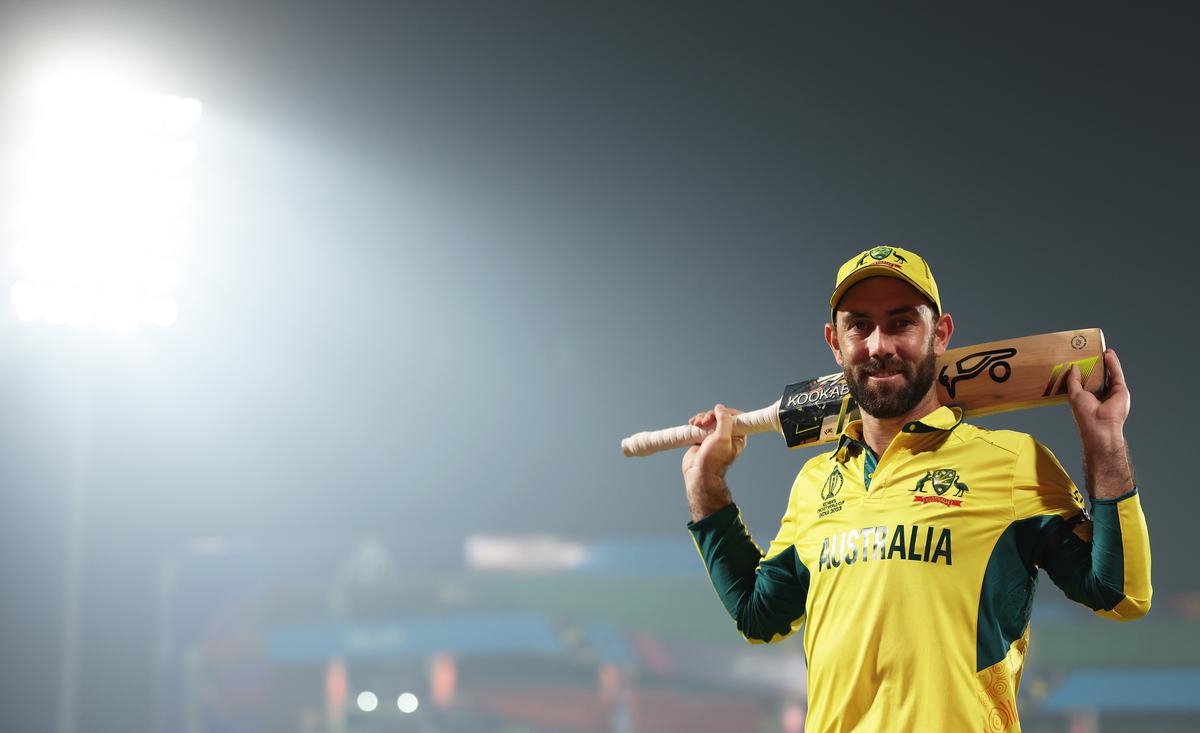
[826,277,944,419]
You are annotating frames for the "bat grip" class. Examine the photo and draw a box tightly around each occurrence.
[620,401,782,457]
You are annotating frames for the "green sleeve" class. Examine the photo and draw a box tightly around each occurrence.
[687,503,811,643]
[1035,487,1152,620]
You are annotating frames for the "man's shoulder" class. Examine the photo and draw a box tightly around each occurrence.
[951,420,1042,457]
[788,451,839,486]
[799,450,837,474]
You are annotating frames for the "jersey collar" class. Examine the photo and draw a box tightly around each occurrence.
[831,405,964,462]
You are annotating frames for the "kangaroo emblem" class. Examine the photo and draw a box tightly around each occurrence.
[913,468,969,498]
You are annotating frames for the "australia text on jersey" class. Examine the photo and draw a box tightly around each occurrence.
[818,524,952,572]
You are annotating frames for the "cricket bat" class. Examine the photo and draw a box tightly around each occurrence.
[620,328,1107,457]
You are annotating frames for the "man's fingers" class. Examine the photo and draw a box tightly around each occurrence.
[687,404,742,435]
[713,404,732,439]
[1102,349,1132,417]
[1066,364,1083,398]
[1105,349,1127,392]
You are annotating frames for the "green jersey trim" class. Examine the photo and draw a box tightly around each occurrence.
[976,516,1048,671]
[688,503,811,643]
[977,503,1132,671]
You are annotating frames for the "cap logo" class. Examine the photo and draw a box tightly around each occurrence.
[856,246,908,268]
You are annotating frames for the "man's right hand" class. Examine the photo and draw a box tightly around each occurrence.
[681,404,745,521]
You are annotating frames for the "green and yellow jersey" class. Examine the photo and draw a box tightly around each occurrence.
[688,405,1152,733]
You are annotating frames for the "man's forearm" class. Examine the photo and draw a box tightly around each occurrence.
[1040,487,1152,620]
[685,470,733,521]
[687,503,811,642]
[1083,433,1136,500]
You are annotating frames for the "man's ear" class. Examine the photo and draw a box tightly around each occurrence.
[825,321,844,367]
[933,312,954,357]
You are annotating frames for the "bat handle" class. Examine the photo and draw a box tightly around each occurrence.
[620,401,783,457]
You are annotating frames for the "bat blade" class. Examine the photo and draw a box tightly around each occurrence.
[779,327,1107,448]
[620,327,1107,457]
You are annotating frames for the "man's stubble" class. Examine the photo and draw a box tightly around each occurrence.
[843,333,938,419]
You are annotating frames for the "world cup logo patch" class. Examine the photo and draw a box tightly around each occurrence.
[821,467,844,500]
[818,467,846,518]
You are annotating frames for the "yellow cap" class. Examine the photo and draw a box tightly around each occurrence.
[829,245,941,320]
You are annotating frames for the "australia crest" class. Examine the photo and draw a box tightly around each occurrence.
[913,468,969,498]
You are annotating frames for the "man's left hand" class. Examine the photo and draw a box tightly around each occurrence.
[1067,348,1130,443]
[1067,348,1135,499]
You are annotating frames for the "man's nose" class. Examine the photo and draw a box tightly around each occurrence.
[867,327,896,360]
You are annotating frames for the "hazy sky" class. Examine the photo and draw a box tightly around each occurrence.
[0,2,1196,731]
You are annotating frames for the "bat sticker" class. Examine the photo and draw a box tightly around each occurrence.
[937,347,1017,399]
[1041,356,1101,396]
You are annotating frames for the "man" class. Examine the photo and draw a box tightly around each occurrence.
[682,246,1151,732]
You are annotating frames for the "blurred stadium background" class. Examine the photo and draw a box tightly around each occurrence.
[156,532,1200,733]
[0,3,1196,733]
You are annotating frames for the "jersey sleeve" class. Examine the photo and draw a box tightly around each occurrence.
[687,473,812,644]
[1011,436,1152,621]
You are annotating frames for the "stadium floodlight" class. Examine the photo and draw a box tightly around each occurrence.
[356,691,379,713]
[397,692,420,714]
[10,62,201,332]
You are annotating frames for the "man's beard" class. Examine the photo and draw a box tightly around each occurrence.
[844,340,938,419]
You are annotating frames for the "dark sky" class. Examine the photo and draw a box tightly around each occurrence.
[0,2,1196,731]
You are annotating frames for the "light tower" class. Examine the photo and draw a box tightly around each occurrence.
[7,55,201,733]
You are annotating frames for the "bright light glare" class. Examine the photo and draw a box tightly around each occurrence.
[397,692,419,714]
[10,59,200,331]
[356,691,378,712]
